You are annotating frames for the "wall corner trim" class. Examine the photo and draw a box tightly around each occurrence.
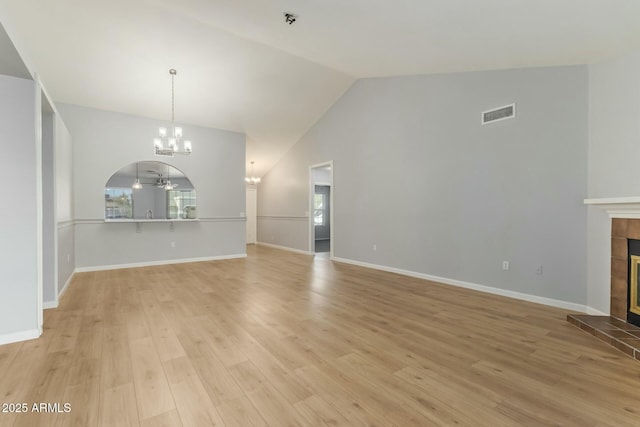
[58,270,75,301]
[44,269,76,311]
[331,256,591,314]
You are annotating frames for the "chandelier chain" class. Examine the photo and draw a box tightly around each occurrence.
[170,69,176,123]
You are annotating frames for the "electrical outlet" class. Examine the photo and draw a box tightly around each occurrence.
[536,265,543,275]
[373,244,377,251]
[171,241,176,248]
[502,261,509,271]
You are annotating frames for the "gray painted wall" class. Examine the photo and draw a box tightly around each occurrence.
[42,111,56,304]
[259,66,588,306]
[0,74,38,337]
[587,47,640,313]
[57,223,74,292]
[55,113,74,295]
[57,104,246,269]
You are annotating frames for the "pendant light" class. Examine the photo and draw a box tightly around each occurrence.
[154,69,192,157]
[245,161,261,184]
[164,164,177,191]
[132,162,143,189]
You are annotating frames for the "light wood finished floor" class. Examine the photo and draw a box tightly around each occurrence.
[1,245,640,426]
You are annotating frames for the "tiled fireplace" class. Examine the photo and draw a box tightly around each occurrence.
[610,218,640,322]
[568,198,640,360]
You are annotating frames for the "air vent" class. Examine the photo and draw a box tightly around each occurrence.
[481,103,515,125]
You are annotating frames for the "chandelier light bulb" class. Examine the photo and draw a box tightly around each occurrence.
[132,163,143,190]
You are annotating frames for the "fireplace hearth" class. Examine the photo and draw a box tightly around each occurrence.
[566,217,640,360]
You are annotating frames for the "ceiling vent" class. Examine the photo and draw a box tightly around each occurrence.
[481,103,515,125]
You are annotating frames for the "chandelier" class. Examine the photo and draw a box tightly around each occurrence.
[245,161,261,184]
[154,69,192,157]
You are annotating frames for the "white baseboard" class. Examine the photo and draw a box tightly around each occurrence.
[584,306,609,315]
[257,242,314,256]
[0,328,40,346]
[331,256,592,314]
[75,253,247,273]
[58,271,74,300]
[43,271,77,310]
[43,300,58,309]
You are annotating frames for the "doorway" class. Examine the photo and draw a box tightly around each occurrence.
[314,185,330,252]
[309,162,333,256]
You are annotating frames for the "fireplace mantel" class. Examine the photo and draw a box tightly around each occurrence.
[584,197,640,218]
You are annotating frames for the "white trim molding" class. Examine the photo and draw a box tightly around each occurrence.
[584,197,640,218]
[43,300,58,309]
[332,256,594,314]
[0,328,40,346]
[78,217,247,224]
[44,269,76,310]
[257,242,314,256]
[75,253,247,273]
[57,219,75,229]
[58,270,74,300]
[257,215,309,221]
[199,217,247,222]
[584,307,609,316]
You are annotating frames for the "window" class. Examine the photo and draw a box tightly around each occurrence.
[167,189,197,219]
[314,193,326,226]
[104,188,133,219]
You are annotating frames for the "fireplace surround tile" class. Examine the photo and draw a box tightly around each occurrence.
[611,237,627,259]
[611,257,627,281]
[606,219,640,320]
[612,218,628,238]
[628,220,640,240]
[611,297,627,320]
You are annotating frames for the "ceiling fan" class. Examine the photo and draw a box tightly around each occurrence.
[145,169,178,190]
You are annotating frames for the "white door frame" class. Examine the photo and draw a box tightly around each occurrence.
[309,161,334,257]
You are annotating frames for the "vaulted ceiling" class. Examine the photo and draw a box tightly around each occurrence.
[1,0,639,177]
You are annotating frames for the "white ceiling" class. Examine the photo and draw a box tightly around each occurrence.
[1,0,640,177]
